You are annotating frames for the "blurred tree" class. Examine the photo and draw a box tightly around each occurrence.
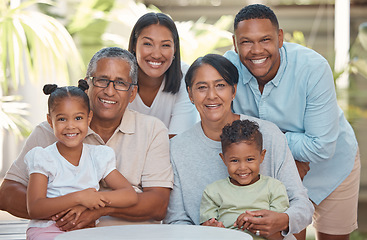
[41,0,233,66]
[0,0,84,138]
[0,0,84,93]
[0,0,84,173]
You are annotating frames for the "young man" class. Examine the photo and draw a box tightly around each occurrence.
[224,4,360,240]
[0,47,173,230]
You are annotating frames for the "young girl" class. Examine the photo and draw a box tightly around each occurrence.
[25,80,138,240]
[128,12,199,137]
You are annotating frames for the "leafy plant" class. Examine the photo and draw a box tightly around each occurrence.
[349,22,367,79]
[63,0,233,65]
[0,0,84,93]
[0,94,32,138]
[177,15,233,64]
[0,0,84,138]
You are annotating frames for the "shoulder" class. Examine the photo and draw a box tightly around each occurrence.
[223,50,242,66]
[170,123,199,147]
[260,175,286,189]
[128,109,168,132]
[169,125,200,164]
[36,121,53,132]
[85,144,114,155]
[24,121,58,148]
[223,50,238,61]
[33,121,56,139]
[261,175,282,184]
[181,61,190,74]
[283,42,329,66]
[25,146,45,159]
[240,115,282,135]
[84,144,116,167]
[25,144,56,166]
[205,178,227,191]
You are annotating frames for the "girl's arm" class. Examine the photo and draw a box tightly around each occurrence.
[27,173,109,219]
[100,169,138,208]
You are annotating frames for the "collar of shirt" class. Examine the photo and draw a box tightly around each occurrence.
[86,108,136,144]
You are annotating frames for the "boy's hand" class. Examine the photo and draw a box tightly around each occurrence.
[234,212,252,230]
[201,218,225,228]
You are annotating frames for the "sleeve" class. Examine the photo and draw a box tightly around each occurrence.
[269,178,290,213]
[260,121,314,236]
[168,62,199,135]
[277,144,314,236]
[199,186,220,224]
[285,60,340,163]
[5,122,57,186]
[163,158,194,225]
[141,119,173,189]
[93,145,116,180]
[24,147,53,178]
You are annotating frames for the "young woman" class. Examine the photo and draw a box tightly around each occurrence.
[25,81,138,239]
[128,12,199,136]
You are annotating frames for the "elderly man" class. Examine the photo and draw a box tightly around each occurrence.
[0,47,173,230]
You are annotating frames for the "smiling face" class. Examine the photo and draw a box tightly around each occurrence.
[87,58,137,124]
[220,141,265,186]
[233,18,283,86]
[134,24,175,81]
[47,97,92,151]
[188,64,236,124]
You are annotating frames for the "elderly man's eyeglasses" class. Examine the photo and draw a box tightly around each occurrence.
[88,77,136,91]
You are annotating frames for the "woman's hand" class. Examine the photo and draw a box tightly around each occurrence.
[239,210,289,238]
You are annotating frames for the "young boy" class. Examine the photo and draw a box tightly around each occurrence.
[200,120,289,239]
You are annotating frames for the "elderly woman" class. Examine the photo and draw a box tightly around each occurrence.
[163,54,313,239]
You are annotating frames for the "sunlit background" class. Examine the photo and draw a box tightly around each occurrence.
[1,0,366,238]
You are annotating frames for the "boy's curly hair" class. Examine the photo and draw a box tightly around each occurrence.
[220,119,263,153]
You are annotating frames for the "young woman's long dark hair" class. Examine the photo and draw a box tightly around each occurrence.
[128,12,182,94]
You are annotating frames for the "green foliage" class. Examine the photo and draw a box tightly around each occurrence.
[284,30,308,46]
[66,0,115,64]
[350,230,367,240]
[67,0,115,35]
[0,94,32,138]
[0,0,84,93]
[63,0,233,66]
[0,0,84,138]
[177,15,233,64]
[349,22,367,79]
